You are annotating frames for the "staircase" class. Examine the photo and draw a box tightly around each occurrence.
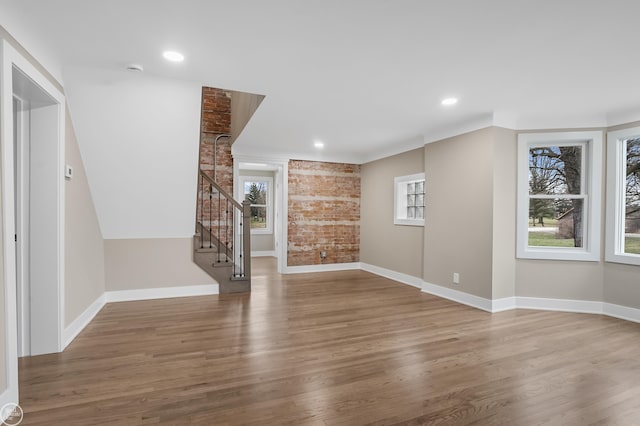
[192,87,263,294]
[194,167,251,293]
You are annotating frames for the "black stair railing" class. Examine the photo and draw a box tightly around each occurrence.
[196,169,251,279]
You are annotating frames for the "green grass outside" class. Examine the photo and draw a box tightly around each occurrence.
[529,217,559,227]
[625,236,640,254]
[528,231,575,247]
[250,217,266,229]
[530,231,640,253]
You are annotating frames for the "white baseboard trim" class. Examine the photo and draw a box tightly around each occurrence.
[422,281,493,312]
[0,388,19,421]
[63,294,107,349]
[515,297,603,314]
[251,250,276,257]
[105,284,219,303]
[361,264,640,324]
[61,285,219,350]
[283,262,361,274]
[603,302,640,323]
[492,297,516,313]
[360,263,423,288]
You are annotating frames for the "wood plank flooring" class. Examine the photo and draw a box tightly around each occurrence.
[18,258,640,425]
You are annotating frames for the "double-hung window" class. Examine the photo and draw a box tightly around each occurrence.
[517,131,602,261]
[241,176,273,234]
[606,127,640,265]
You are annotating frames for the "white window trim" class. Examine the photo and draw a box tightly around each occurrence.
[394,172,425,226]
[240,175,273,235]
[516,131,602,261]
[606,126,640,266]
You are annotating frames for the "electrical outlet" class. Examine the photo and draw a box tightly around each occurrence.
[453,272,460,284]
[320,251,327,259]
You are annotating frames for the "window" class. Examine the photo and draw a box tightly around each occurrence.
[517,131,602,261]
[241,176,273,234]
[394,173,425,226]
[606,127,640,265]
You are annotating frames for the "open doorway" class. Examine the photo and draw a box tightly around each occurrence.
[233,157,288,274]
[1,40,66,405]
[11,61,65,357]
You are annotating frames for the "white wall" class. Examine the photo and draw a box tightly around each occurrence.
[63,67,203,239]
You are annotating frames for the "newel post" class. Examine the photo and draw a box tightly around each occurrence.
[242,199,251,280]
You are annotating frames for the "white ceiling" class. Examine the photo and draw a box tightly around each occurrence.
[2,0,640,238]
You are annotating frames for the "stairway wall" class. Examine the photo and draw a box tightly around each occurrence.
[197,87,234,239]
[104,238,214,291]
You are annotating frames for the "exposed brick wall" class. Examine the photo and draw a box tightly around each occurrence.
[197,87,234,239]
[201,87,231,135]
[288,160,360,266]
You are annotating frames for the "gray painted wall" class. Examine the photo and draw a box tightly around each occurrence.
[65,109,106,326]
[491,127,517,300]
[104,238,214,291]
[360,148,424,278]
[424,128,494,299]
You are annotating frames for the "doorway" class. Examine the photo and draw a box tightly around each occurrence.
[233,157,288,274]
[1,40,66,412]
[11,65,64,357]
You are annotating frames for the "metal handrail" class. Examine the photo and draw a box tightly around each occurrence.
[213,134,231,182]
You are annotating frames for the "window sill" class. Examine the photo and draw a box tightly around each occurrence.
[394,219,424,227]
[605,252,640,266]
[517,246,599,262]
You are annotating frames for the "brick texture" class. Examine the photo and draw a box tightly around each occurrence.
[201,87,231,134]
[288,160,360,266]
[197,87,234,242]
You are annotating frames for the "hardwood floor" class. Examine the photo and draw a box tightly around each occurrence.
[18,258,640,425]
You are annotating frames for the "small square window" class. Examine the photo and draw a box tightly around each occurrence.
[394,173,425,226]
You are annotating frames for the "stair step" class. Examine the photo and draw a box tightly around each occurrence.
[220,280,250,294]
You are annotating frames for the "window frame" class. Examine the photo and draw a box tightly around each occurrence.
[240,175,273,235]
[606,126,640,266]
[394,173,425,226]
[516,131,602,261]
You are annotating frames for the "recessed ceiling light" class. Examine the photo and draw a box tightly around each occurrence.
[441,97,458,106]
[314,141,324,149]
[126,64,144,72]
[163,51,184,62]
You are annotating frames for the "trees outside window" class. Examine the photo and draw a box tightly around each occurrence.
[527,145,584,248]
[606,128,640,264]
[624,138,640,254]
[517,131,602,261]
[241,177,272,234]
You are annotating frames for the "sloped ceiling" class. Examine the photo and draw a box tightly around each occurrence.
[2,0,640,238]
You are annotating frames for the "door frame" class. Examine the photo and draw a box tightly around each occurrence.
[233,155,288,274]
[0,39,66,406]
[12,94,30,357]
